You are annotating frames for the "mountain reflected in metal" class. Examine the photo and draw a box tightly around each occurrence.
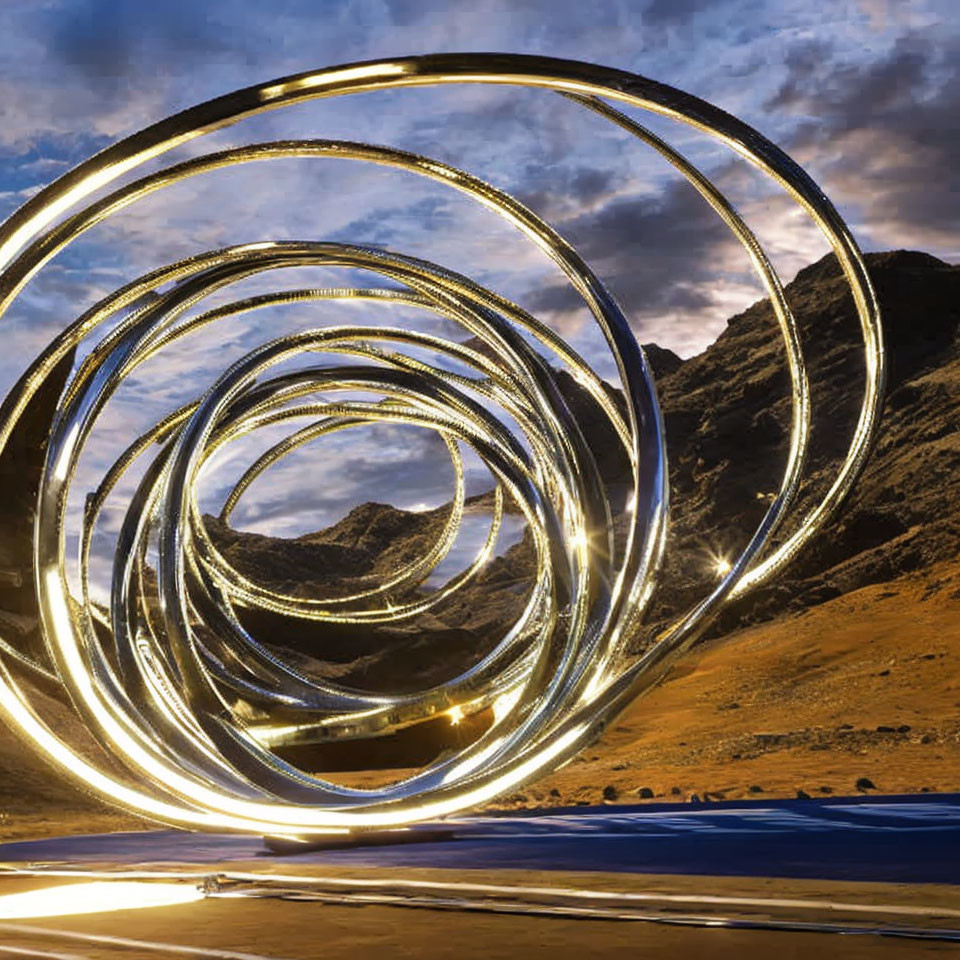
[0,55,884,836]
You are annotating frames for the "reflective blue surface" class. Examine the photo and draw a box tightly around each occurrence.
[2,793,958,884]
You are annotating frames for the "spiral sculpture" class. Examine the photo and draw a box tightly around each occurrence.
[0,55,883,836]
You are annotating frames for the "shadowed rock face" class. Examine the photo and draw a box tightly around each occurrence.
[205,496,537,695]
[654,249,960,639]
[206,250,960,686]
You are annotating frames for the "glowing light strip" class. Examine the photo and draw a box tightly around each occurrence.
[0,881,203,919]
[8,866,955,921]
[0,924,291,960]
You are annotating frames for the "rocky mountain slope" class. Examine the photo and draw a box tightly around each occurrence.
[656,249,960,634]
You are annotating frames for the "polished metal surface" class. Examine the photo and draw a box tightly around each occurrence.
[0,54,884,835]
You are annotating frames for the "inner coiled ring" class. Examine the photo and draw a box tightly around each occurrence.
[0,55,884,834]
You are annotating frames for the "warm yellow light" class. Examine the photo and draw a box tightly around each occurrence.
[492,687,522,724]
[570,529,588,550]
[714,557,732,578]
[447,705,464,726]
[260,63,410,101]
[0,881,203,919]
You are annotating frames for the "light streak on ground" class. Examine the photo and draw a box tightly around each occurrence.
[0,881,202,920]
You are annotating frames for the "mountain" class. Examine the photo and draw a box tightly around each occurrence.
[646,249,960,635]
[203,249,960,797]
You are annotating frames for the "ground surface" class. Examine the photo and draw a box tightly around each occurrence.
[2,801,960,958]
[523,556,960,808]
[4,797,960,883]
[2,890,955,960]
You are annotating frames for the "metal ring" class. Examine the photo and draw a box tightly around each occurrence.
[0,54,884,834]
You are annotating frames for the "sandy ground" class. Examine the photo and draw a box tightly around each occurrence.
[5,895,957,959]
[530,557,960,807]
[331,558,960,808]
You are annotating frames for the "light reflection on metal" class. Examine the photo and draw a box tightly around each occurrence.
[0,55,884,835]
[712,556,733,579]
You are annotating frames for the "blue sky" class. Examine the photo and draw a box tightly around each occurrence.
[0,0,956,562]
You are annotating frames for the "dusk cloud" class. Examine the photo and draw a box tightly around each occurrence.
[767,31,960,257]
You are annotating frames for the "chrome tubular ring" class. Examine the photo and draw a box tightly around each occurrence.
[0,55,884,834]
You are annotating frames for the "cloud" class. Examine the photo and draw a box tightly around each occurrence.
[520,174,754,354]
[767,32,960,256]
[643,0,718,26]
[46,0,233,93]
[205,419,472,537]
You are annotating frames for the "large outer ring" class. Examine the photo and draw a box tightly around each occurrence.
[0,54,885,834]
